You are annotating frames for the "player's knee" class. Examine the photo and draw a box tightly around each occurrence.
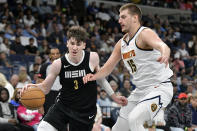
[112,117,129,131]
[105,127,111,131]
[111,125,119,131]
[38,121,57,131]
[128,111,137,124]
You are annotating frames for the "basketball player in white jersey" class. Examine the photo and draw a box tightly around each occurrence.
[83,3,173,131]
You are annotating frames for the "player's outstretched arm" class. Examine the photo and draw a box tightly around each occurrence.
[86,51,127,106]
[21,59,61,96]
[141,28,171,67]
[83,41,122,84]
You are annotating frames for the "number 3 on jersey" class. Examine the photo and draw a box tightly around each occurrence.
[74,80,79,90]
[127,59,137,73]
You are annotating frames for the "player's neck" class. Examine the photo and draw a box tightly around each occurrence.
[68,51,84,64]
[128,24,141,40]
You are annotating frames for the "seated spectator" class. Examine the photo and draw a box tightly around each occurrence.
[0,73,14,101]
[25,37,39,56]
[10,88,21,109]
[173,52,185,72]
[17,96,42,131]
[29,56,42,72]
[0,37,10,55]
[0,87,34,131]
[9,74,19,89]
[189,94,197,131]
[10,36,26,55]
[166,93,192,131]
[92,104,110,131]
[15,66,31,89]
[109,80,119,92]
[0,52,12,67]
[119,79,132,98]
[97,89,112,118]
[29,63,40,80]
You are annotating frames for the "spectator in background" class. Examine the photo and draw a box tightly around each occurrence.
[119,79,132,98]
[108,67,121,88]
[10,36,26,55]
[0,37,10,55]
[29,55,42,72]
[15,66,31,89]
[23,8,35,27]
[173,51,185,72]
[17,99,43,131]
[9,74,19,89]
[97,89,112,118]
[109,80,119,92]
[92,104,111,131]
[179,76,189,93]
[25,37,39,56]
[10,88,20,109]
[29,63,40,80]
[0,87,34,131]
[38,39,51,59]
[48,25,64,47]
[188,93,197,131]
[166,93,192,131]
[0,73,14,101]
[0,52,12,67]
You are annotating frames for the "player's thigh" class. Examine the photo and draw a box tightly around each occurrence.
[112,116,129,131]
[119,95,137,119]
[128,101,151,123]
[69,119,94,131]
[38,121,58,131]
[139,86,173,119]
[43,104,69,131]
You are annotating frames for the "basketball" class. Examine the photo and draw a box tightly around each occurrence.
[20,87,45,110]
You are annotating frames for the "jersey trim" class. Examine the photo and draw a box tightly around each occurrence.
[65,50,85,66]
[134,28,154,51]
[123,26,142,45]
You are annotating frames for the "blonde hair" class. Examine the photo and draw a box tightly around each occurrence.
[18,72,28,82]
[119,3,142,22]
[0,73,8,87]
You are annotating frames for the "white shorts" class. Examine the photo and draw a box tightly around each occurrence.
[119,82,173,120]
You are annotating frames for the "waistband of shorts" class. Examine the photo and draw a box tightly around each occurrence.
[161,78,171,84]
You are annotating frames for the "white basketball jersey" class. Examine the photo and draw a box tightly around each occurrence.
[121,26,173,89]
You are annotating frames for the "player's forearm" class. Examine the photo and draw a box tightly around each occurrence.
[96,78,114,96]
[160,44,170,58]
[39,76,56,94]
[94,59,118,80]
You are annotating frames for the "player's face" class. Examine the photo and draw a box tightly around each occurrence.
[119,9,136,33]
[50,49,60,61]
[67,37,85,57]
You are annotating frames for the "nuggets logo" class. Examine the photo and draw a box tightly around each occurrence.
[151,103,157,112]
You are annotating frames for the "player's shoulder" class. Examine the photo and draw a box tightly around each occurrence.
[52,58,61,66]
[90,51,99,58]
[140,27,155,36]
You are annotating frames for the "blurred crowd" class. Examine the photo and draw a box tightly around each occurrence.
[0,0,197,131]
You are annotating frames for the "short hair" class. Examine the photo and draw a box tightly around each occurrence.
[119,3,142,22]
[67,26,87,42]
[29,37,34,41]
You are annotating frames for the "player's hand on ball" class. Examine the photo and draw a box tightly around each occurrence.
[20,83,38,97]
[111,94,128,106]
